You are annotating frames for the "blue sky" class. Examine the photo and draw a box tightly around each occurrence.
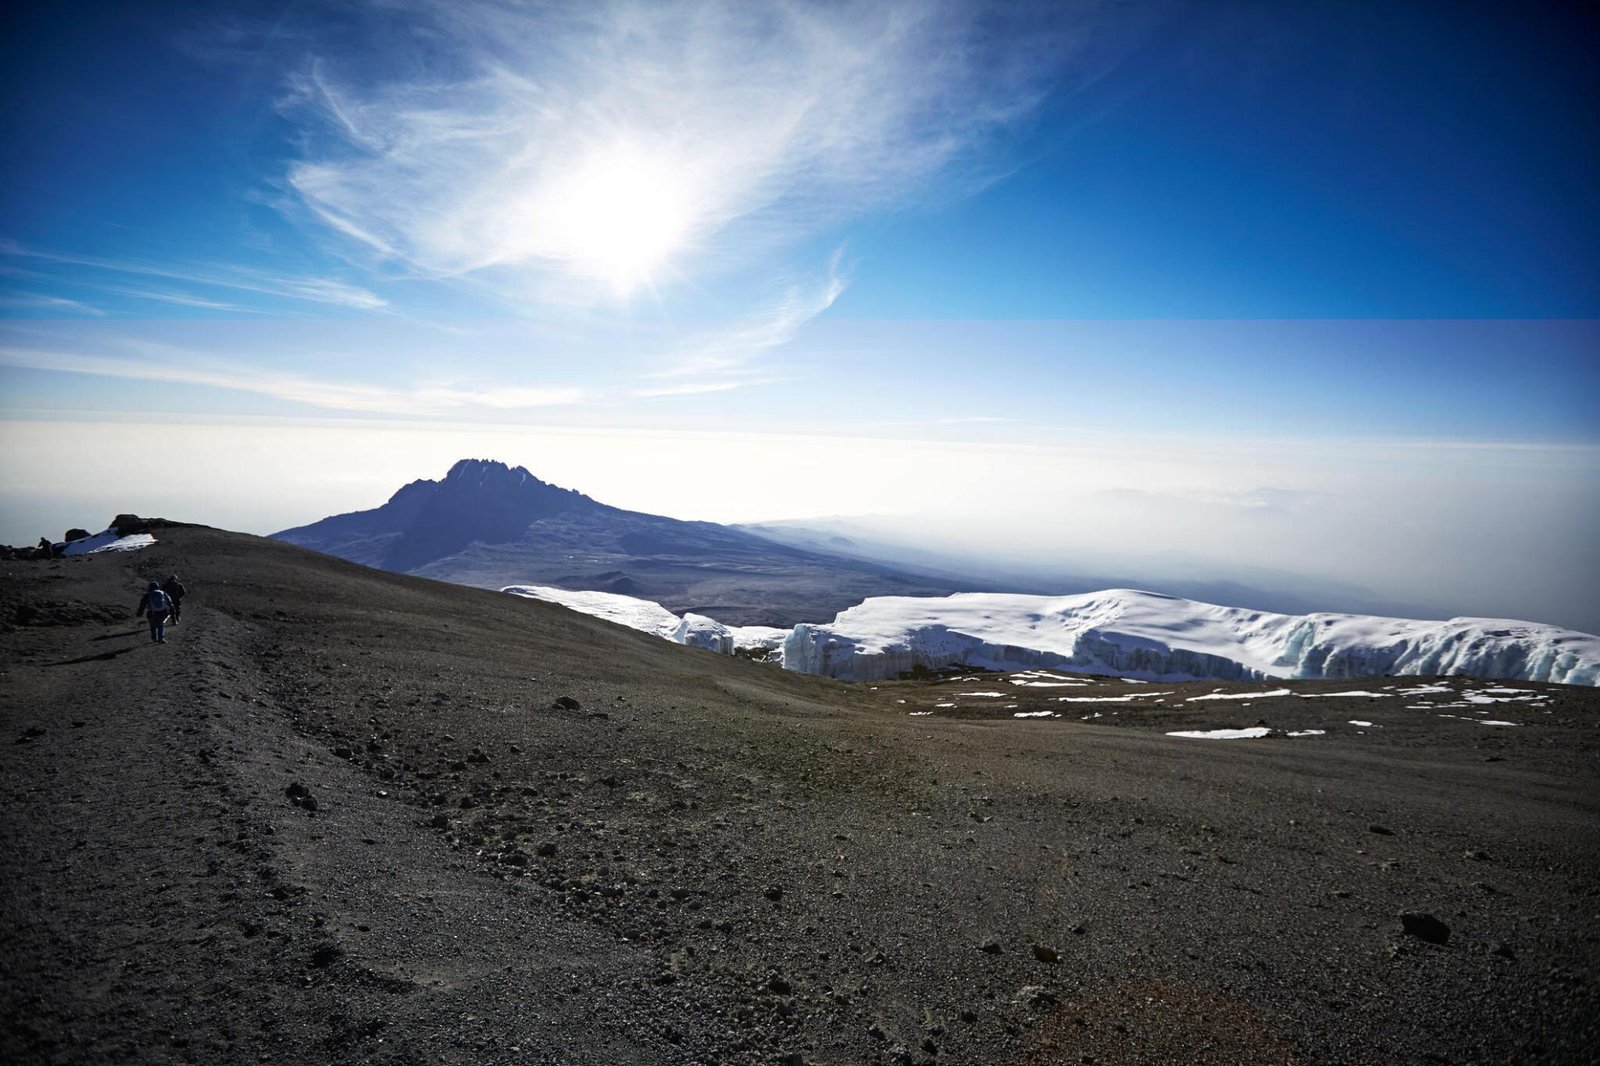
[1,1,1597,628]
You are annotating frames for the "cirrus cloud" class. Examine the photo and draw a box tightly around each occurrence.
[282,0,1084,299]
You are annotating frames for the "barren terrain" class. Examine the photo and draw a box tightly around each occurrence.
[3,527,1597,1064]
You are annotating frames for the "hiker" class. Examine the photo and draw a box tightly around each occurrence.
[161,574,187,624]
[136,581,172,644]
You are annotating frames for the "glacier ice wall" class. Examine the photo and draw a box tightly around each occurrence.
[781,590,1600,687]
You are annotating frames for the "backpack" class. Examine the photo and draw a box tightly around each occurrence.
[147,589,171,616]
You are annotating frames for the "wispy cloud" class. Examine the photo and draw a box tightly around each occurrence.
[282,1,1077,298]
[0,240,386,311]
[0,294,106,317]
[652,254,848,382]
[0,343,584,417]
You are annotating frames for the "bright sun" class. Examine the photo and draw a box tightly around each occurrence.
[532,142,696,295]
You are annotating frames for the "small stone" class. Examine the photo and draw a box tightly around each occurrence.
[429,814,449,830]
[768,975,792,995]
[552,696,581,710]
[1033,944,1060,964]
[285,782,309,799]
[866,1022,887,1042]
[1013,985,1060,1010]
[536,841,557,857]
[1464,849,1490,862]
[1492,942,1516,960]
[1400,912,1450,945]
[959,1008,978,1024]
[764,886,783,902]
[977,937,1003,954]
[1368,825,1393,836]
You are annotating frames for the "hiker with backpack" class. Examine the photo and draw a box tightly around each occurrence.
[136,581,173,644]
[161,574,186,624]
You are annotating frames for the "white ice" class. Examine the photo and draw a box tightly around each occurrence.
[1293,690,1392,698]
[779,589,1600,686]
[1187,689,1293,702]
[1166,727,1273,740]
[503,585,787,660]
[59,530,156,556]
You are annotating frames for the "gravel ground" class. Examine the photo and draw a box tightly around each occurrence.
[2,526,1597,1065]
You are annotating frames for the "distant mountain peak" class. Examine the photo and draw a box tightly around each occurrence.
[444,458,531,484]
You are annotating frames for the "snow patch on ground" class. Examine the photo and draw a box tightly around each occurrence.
[1294,690,1391,698]
[1286,729,1327,737]
[1166,727,1273,740]
[1188,689,1293,702]
[60,530,156,556]
[1348,720,1376,727]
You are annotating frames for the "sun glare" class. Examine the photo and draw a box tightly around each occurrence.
[532,142,697,295]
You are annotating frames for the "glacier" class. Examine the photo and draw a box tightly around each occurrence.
[779,589,1600,687]
[503,584,1600,688]
[503,585,787,658]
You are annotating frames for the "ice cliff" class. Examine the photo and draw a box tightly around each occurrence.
[780,589,1600,686]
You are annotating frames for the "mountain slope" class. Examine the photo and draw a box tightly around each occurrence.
[272,459,969,626]
[4,525,1599,1064]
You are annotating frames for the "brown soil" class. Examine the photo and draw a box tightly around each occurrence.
[2,527,1597,1065]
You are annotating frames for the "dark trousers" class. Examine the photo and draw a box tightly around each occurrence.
[147,612,167,642]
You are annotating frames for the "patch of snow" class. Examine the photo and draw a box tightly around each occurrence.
[1294,690,1392,698]
[504,585,786,661]
[1348,720,1375,727]
[1166,727,1273,740]
[1012,710,1056,718]
[1286,729,1327,737]
[958,691,1007,698]
[908,711,933,717]
[1478,720,1517,726]
[934,702,955,708]
[1050,693,1172,703]
[60,529,156,556]
[1187,688,1293,702]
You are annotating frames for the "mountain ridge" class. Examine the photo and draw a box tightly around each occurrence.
[271,459,972,626]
